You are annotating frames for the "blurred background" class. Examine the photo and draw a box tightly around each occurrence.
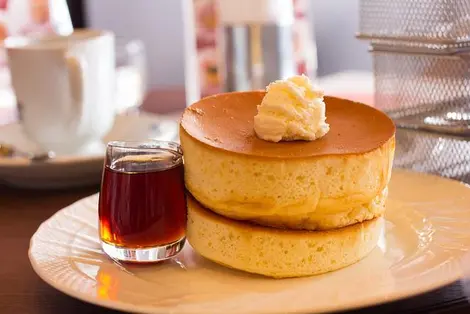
[2,0,467,187]
[82,0,371,88]
[0,0,378,188]
[0,0,373,125]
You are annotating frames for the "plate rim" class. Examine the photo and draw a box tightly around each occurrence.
[28,169,470,314]
[28,246,464,314]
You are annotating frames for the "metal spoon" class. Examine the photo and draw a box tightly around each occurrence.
[0,143,55,162]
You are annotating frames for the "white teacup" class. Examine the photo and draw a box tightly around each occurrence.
[5,29,116,155]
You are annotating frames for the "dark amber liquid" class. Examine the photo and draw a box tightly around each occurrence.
[99,156,186,248]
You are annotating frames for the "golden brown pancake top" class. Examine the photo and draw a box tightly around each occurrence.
[180,91,395,158]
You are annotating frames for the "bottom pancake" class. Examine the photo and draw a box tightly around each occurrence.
[187,196,384,278]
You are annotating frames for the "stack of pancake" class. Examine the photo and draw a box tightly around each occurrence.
[180,90,395,278]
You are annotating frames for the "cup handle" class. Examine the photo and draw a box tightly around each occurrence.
[66,55,86,120]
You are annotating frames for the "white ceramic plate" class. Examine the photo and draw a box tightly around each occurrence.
[28,170,470,314]
[0,113,179,189]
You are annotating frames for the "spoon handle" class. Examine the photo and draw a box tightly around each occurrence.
[0,143,55,161]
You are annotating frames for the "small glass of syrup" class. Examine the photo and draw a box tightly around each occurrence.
[98,140,186,263]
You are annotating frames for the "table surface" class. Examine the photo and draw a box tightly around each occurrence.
[1,87,470,314]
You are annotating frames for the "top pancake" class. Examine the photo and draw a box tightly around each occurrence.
[180,91,395,158]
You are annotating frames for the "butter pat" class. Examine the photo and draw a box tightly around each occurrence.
[254,75,330,142]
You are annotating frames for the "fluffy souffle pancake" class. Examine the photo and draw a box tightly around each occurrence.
[180,91,395,230]
[186,195,384,278]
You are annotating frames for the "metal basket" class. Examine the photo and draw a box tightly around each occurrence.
[372,47,470,182]
[395,129,470,183]
[372,46,470,137]
[358,0,470,182]
[358,0,470,49]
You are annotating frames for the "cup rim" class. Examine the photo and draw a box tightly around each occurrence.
[107,140,182,155]
[106,140,183,170]
[5,29,114,50]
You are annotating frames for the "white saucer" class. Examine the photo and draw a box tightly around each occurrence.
[0,112,180,189]
[28,170,470,313]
